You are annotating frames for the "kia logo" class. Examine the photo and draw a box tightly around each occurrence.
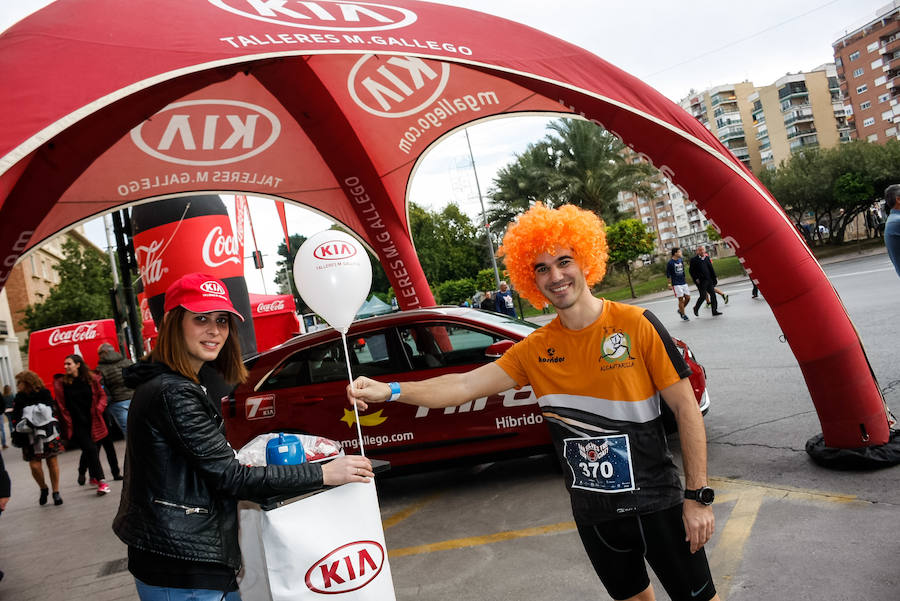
[200,280,227,295]
[305,540,385,593]
[348,54,449,118]
[209,0,417,32]
[313,240,358,260]
[130,99,280,166]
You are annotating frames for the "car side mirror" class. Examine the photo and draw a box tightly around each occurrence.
[484,339,515,359]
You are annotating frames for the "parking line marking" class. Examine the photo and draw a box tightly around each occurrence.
[383,493,443,530]
[388,521,576,558]
[710,476,860,504]
[709,489,765,598]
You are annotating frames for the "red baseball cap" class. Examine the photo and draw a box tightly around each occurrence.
[163,273,245,321]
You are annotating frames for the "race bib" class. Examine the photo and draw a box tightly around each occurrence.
[563,434,636,493]
[504,295,514,308]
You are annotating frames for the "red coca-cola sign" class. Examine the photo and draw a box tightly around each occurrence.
[304,540,385,594]
[133,215,243,297]
[256,300,285,313]
[47,323,100,346]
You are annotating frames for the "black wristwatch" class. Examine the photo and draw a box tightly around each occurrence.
[684,486,715,505]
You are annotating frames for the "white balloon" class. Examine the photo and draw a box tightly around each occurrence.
[293,230,372,333]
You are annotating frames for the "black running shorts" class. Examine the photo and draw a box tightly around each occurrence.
[577,504,716,601]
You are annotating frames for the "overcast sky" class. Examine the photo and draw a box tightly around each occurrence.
[3,0,892,293]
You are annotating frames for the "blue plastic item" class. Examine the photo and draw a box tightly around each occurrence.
[265,433,307,465]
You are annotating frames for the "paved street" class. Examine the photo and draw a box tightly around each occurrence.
[1,248,898,600]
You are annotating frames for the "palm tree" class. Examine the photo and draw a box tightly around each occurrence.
[487,118,654,233]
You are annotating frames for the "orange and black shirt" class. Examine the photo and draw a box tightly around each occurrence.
[496,300,691,523]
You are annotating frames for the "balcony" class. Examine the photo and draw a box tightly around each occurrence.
[781,97,809,112]
[751,109,765,124]
[731,146,750,161]
[786,125,817,140]
[778,84,809,100]
[718,124,745,141]
[0,319,7,338]
[783,106,814,126]
[789,133,819,152]
[755,127,769,140]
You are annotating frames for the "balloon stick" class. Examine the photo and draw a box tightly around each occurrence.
[340,332,365,457]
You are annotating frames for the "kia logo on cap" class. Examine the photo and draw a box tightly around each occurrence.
[348,54,450,118]
[208,0,417,32]
[313,240,358,260]
[305,540,385,593]
[200,281,227,296]
[130,99,281,166]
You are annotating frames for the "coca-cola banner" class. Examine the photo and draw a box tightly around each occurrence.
[28,319,120,390]
[248,293,300,352]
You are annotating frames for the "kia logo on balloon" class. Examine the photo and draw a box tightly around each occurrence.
[208,0,417,31]
[312,240,358,260]
[295,230,372,333]
[348,54,450,117]
[304,540,385,594]
[130,99,281,166]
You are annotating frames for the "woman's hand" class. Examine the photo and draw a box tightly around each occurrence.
[346,377,391,412]
[320,454,374,486]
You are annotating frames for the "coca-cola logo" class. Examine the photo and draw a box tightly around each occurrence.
[304,540,385,593]
[200,280,228,296]
[140,297,153,322]
[313,240,358,260]
[136,238,168,286]
[348,54,449,118]
[256,299,286,312]
[209,0,417,32]
[48,324,100,347]
[202,226,241,268]
[130,99,280,166]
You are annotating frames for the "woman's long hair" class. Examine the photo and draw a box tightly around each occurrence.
[63,355,91,385]
[15,370,46,394]
[151,306,248,385]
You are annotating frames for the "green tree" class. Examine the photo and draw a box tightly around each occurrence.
[705,224,722,242]
[22,238,114,332]
[408,202,486,283]
[435,278,476,305]
[605,219,655,298]
[487,118,654,235]
[474,268,497,293]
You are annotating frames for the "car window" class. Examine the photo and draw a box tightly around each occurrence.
[398,323,505,370]
[258,331,402,390]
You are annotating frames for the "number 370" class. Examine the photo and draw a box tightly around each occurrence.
[580,461,614,479]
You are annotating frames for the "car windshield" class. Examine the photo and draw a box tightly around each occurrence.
[460,308,541,338]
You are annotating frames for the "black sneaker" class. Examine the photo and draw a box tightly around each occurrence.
[681,314,690,321]
[53,492,63,506]
[693,306,700,317]
[77,473,86,486]
[39,488,49,506]
[712,311,723,316]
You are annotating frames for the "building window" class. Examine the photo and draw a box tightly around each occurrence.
[860,101,872,110]
[853,67,864,77]
[871,58,883,69]
[867,41,880,53]
[875,75,887,86]
[835,57,843,67]
[849,50,860,61]
[856,84,868,94]
[867,133,879,142]
[879,92,891,103]
[886,127,898,137]
[882,110,893,121]
[863,117,876,127]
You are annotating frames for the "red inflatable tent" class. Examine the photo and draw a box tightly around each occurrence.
[28,319,121,391]
[0,0,890,451]
[248,292,301,352]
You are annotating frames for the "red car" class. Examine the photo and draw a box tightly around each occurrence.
[223,307,709,468]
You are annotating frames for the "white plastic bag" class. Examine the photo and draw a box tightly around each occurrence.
[236,433,344,467]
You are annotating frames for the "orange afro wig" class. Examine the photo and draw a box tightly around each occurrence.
[498,203,609,309]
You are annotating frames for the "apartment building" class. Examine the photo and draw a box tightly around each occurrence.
[832,1,900,143]
[681,67,844,173]
[0,288,23,392]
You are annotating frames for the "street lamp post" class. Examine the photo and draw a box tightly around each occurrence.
[464,128,502,290]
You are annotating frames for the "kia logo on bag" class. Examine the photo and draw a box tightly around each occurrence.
[348,54,450,118]
[130,99,281,166]
[305,540,385,593]
[200,280,228,296]
[313,240,358,260]
[48,324,100,347]
[209,0,417,32]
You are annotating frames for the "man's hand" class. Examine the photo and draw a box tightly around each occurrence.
[682,500,714,553]
[346,376,391,411]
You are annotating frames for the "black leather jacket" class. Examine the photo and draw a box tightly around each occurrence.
[113,361,324,569]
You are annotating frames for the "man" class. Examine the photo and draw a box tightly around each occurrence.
[494,281,518,318]
[0,447,10,582]
[348,204,719,601]
[884,184,900,278]
[95,343,134,437]
[689,246,722,317]
[666,247,691,321]
[480,290,494,311]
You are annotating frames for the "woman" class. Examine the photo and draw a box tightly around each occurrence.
[113,273,373,601]
[53,355,110,496]
[1,384,13,449]
[11,371,64,505]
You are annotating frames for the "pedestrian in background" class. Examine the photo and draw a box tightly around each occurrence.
[114,272,372,601]
[666,247,691,321]
[689,246,722,317]
[884,184,900,278]
[76,369,123,484]
[494,281,518,318]
[96,343,134,437]
[0,447,10,582]
[1,384,13,449]
[480,290,494,311]
[53,355,111,496]
[11,371,64,506]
